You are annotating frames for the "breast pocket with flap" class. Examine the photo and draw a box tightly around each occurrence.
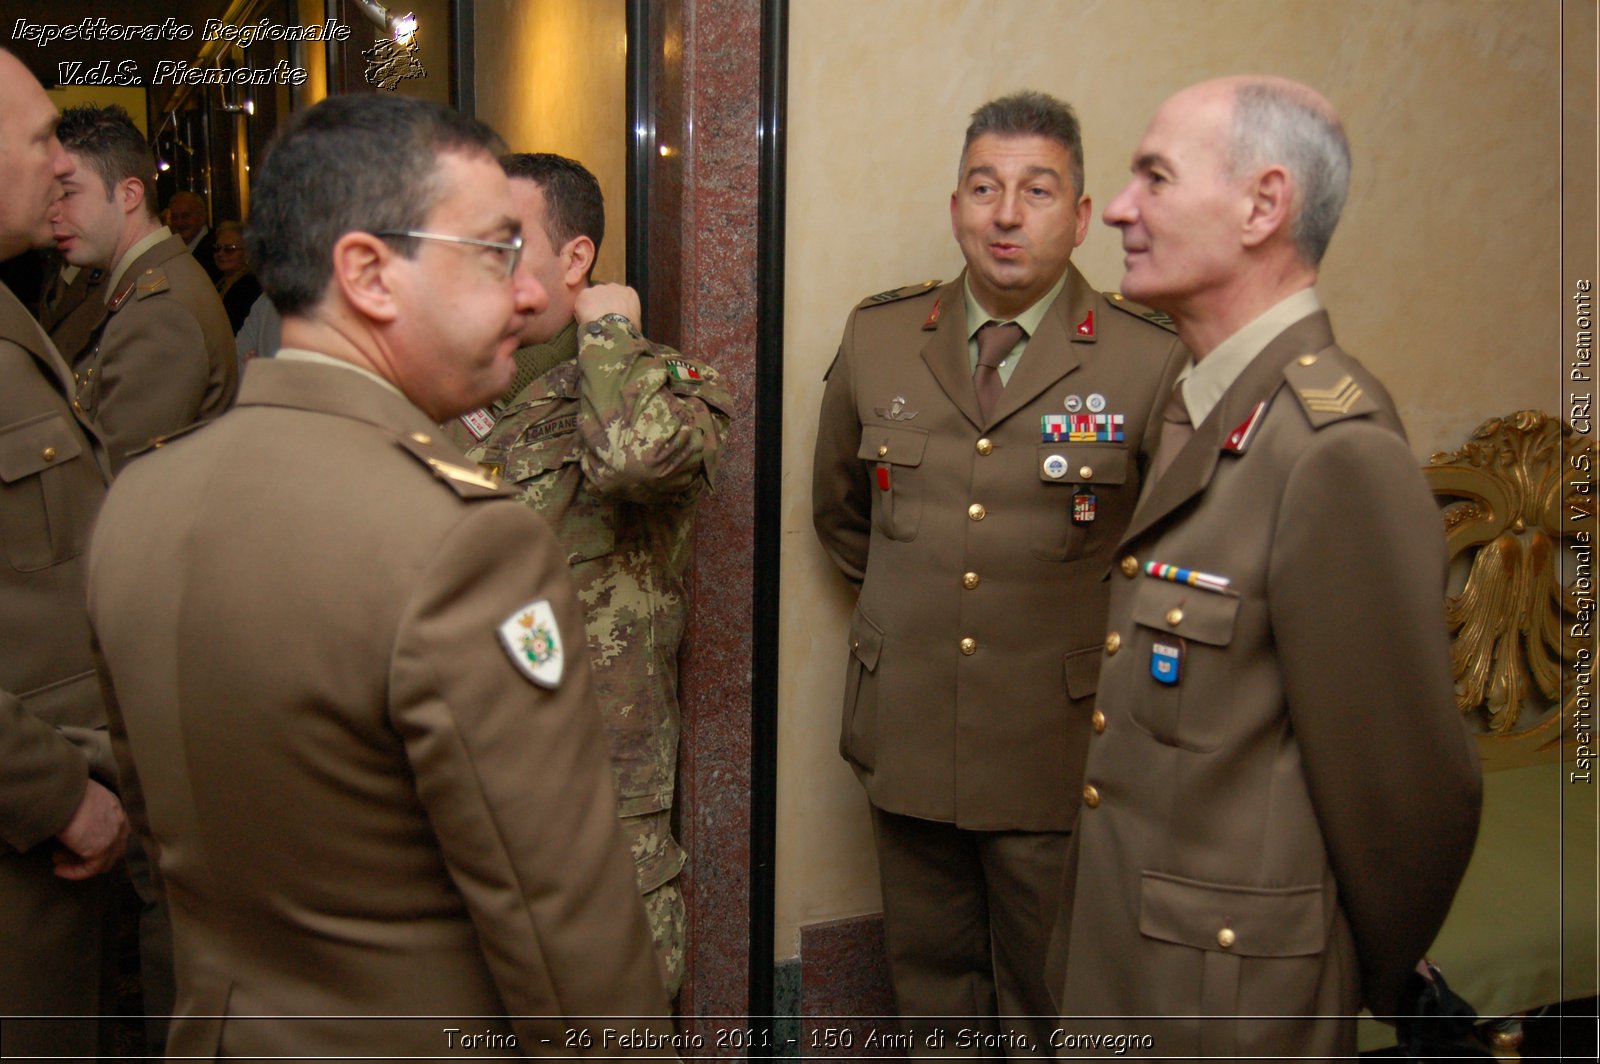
[0,412,97,573]
[857,424,928,543]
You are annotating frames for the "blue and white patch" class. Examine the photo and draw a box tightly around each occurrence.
[497,599,565,688]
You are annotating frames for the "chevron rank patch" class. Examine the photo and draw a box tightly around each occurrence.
[1106,291,1177,331]
[497,599,565,688]
[857,279,941,309]
[1284,352,1380,426]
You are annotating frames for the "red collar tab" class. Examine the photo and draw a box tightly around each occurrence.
[1223,400,1268,454]
[1075,309,1095,337]
[922,298,942,331]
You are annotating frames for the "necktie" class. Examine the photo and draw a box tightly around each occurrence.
[974,321,1023,422]
[1152,378,1193,481]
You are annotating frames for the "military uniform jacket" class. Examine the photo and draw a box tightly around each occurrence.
[53,234,237,472]
[0,283,108,856]
[455,318,733,892]
[87,359,671,1056]
[1053,311,1482,1058]
[812,266,1183,830]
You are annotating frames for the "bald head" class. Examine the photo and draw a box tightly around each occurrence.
[1217,76,1349,267]
[0,48,73,259]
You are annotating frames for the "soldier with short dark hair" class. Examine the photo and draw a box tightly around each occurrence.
[48,104,236,472]
[812,91,1184,1054]
[445,151,734,996]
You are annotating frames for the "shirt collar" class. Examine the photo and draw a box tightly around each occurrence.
[1177,287,1322,427]
[105,226,175,301]
[963,269,1070,339]
[273,347,409,401]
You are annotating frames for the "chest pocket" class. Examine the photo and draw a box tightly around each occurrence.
[1128,576,1240,751]
[491,412,615,565]
[0,412,99,573]
[1032,441,1129,562]
[858,423,928,542]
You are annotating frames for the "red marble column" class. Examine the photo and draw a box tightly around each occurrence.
[650,0,762,1034]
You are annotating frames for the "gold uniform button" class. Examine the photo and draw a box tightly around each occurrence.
[1082,784,1101,808]
[1120,555,1139,578]
[1079,465,1094,480]
[877,443,889,457]
[959,637,977,655]
[1091,709,1106,734]
[1297,354,1317,367]
[1166,607,1184,626]
[41,447,56,462]
[1105,631,1121,655]
[962,572,980,590]
[976,438,993,455]
[410,432,433,445]
[1217,928,1237,949]
[968,503,986,521]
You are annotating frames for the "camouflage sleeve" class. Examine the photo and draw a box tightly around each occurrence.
[575,318,734,503]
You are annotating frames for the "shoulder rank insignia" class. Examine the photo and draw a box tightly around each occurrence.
[134,268,170,300]
[1283,351,1379,427]
[497,599,565,688]
[857,279,941,310]
[1105,291,1176,332]
[396,430,515,499]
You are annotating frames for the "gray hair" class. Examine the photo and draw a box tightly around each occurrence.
[960,91,1085,199]
[1227,81,1350,266]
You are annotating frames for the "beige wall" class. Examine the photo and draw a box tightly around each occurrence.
[778,0,1567,960]
[474,0,628,284]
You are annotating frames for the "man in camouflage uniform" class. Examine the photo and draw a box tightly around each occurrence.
[445,153,732,996]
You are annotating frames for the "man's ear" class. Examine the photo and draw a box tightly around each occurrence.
[561,235,596,287]
[118,177,146,218]
[331,231,400,323]
[1241,165,1293,250]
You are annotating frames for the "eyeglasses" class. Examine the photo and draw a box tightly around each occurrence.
[215,244,243,253]
[373,229,523,279]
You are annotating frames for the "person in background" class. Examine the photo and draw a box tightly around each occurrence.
[212,219,261,333]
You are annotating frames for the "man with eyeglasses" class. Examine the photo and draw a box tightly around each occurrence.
[85,93,673,1055]
[47,104,236,473]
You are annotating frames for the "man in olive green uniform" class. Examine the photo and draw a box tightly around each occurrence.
[48,105,236,473]
[445,153,733,995]
[812,93,1182,1055]
[1049,77,1480,1059]
[0,47,129,1059]
[87,96,671,1056]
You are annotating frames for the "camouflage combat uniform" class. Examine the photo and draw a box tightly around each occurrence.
[447,316,733,996]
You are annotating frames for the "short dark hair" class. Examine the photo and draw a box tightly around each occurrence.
[960,91,1085,199]
[246,94,504,315]
[500,152,604,280]
[55,104,157,218]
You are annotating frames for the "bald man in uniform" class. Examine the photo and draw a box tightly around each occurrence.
[1049,77,1480,1059]
[0,47,129,1059]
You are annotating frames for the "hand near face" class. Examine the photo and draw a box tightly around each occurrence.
[574,283,642,327]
